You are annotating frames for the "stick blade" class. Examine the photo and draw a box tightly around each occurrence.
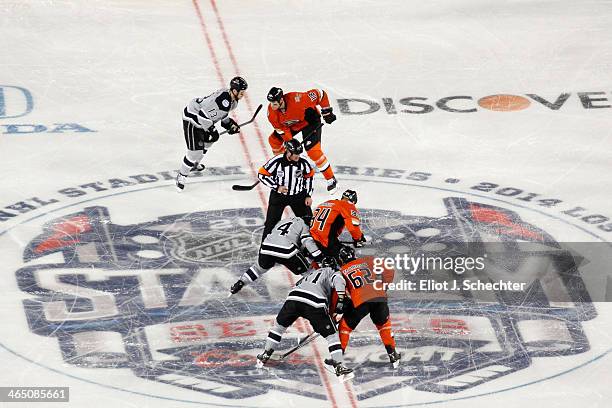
[232,184,255,191]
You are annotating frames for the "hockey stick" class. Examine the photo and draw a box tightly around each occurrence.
[231,123,324,191]
[219,104,263,136]
[268,332,320,362]
[269,312,339,362]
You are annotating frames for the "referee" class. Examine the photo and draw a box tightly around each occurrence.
[258,139,314,239]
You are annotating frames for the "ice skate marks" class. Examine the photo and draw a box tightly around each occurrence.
[13,197,597,401]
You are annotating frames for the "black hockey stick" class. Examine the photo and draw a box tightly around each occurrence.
[219,104,263,136]
[268,332,320,362]
[269,312,338,362]
[231,123,324,191]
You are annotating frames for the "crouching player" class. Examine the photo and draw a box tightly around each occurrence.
[337,246,401,368]
[255,257,354,381]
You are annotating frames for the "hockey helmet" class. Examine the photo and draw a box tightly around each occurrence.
[284,138,303,155]
[230,76,248,91]
[338,245,356,265]
[320,256,339,270]
[342,189,358,204]
[267,87,284,103]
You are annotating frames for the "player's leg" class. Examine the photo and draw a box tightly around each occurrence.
[306,142,337,194]
[229,253,276,295]
[301,304,353,378]
[262,192,286,239]
[176,121,206,191]
[257,300,299,366]
[268,132,285,155]
[288,193,313,223]
[277,252,309,275]
[338,302,369,352]
[369,301,401,367]
[301,110,337,193]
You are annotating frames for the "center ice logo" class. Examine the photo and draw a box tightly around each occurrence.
[14,198,596,401]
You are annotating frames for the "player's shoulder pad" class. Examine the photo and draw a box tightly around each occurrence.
[215,89,232,112]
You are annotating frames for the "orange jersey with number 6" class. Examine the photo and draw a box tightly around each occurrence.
[310,199,362,248]
[341,257,394,307]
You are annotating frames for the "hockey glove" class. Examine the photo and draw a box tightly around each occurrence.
[321,107,336,124]
[222,118,241,134]
[304,107,322,125]
[230,279,245,295]
[335,293,347,314]
[203,127,220,143]
[354,234,367,248]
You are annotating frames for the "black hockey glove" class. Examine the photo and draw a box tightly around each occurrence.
[321,107,336,124]
[335,293,347,314]
[354,234,367,248]
[304,107,322,125]
[230,279,245,295]
[222,118,241,134]
[203,127,220,143]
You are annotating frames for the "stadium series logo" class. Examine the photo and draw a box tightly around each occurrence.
[8,172,601,405]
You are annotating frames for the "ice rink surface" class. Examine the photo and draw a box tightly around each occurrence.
[1,1,612,407]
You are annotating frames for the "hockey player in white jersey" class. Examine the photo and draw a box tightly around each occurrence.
[176,76,248,191]
[229,216,323,295]
[255,257,354,380]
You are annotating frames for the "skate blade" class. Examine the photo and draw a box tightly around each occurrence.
[391,360,400,369]
[255,360,264,369]
[338,372,354,382]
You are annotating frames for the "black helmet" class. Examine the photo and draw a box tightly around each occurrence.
[342,189,358,204]
[230,76,248,91]
[320,256,338,270]
[338,245,356,265]
[284,138,303,155]
[267,87,283,103]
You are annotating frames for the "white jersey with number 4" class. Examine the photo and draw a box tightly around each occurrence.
[261,217,321,259]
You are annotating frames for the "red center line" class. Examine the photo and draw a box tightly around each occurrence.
[204,3,350,406]
[209,0,270,159]
[192,2,354,407]
[191,0,267,207]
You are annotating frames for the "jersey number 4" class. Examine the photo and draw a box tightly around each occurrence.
[276,221,293,236]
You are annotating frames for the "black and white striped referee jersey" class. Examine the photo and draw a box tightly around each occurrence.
[258,154,315,196]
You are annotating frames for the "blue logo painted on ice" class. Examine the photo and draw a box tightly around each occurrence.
[13,195,597,402]
[0,85,34,119]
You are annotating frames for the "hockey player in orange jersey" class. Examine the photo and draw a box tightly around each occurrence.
[310,189,366,258]
[266,86,339,194]
[336,245,402,368]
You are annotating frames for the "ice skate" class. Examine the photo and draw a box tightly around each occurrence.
[324,359,354,381]
[326,177,338,194]
[388,350,401,369]
[175,173,187,192]
[256,349,274,368]
[190,163,205,172]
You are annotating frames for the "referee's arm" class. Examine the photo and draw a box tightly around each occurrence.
[258,166,278,190]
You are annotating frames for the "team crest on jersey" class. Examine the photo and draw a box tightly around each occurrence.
[13,197,597,402]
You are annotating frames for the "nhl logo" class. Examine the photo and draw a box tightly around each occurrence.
[167,229,257,264]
